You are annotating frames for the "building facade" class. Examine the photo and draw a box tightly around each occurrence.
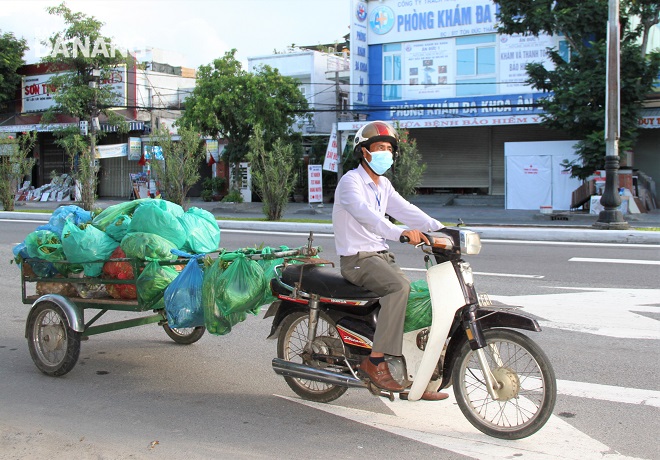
[344,0,659,205]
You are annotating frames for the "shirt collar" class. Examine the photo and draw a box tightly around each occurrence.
[357,163,375,186]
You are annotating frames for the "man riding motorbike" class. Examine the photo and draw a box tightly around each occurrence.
[332,120,448,400]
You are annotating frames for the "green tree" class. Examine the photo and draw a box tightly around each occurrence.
[0,31,28,109]
[147,124,205,207]
[495,0,660,179]
[180,49,309,190]
[246,126,298,221]
[40,2,133,210]
[0,132,37,211]
[386,126,426,198]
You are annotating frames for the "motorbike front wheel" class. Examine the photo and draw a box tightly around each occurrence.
[452,329,556,440]
[277,310,348,403]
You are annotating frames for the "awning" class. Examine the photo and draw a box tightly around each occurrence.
[639,108,660,129]
[100,121,145,132]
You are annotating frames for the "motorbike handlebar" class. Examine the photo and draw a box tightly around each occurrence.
[399,232,433,245]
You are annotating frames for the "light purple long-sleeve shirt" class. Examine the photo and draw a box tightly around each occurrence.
[332,164,443,256]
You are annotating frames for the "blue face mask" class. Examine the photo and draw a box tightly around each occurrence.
[366,151,393,176]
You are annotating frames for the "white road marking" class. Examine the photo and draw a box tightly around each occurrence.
[0,219,49,224]
[403,267,544,278]
[569,257,660,265]
[220,228,335,238]
[482,239,660,249]
[490,288,660,340]
[278,390,644,459]
[558,380,660,408]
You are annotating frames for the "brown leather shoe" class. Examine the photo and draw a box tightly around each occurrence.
[399,390,449,401]
[360,357,405,392]
[420,391,449,401]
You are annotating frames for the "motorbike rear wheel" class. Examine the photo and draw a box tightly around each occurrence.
[277,310,348,403]
[452,329,556,440]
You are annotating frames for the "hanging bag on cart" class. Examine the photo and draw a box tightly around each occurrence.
[164,250,205,328]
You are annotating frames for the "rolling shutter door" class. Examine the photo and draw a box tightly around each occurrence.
[411,127,491,189]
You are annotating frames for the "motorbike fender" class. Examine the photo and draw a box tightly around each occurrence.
[25,294,84,337]
[477,309,541,333]
[265,300,306,339]
[408,262,465,402]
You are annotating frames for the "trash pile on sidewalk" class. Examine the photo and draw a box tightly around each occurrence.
[12,199,295,335]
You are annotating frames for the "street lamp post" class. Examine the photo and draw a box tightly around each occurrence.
[594,0,629,229]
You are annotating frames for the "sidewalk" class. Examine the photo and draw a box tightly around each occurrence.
[5,196,660,244]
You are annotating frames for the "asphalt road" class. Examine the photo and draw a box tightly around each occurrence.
[1,223,658,459]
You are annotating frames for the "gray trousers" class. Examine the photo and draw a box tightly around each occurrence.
[340,251,411,356]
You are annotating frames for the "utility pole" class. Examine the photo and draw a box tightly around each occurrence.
[594,0,629,229]
[335,68,343,179]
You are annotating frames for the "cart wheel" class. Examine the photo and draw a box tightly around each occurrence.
[162,325,205,344]
[27,302,81,376]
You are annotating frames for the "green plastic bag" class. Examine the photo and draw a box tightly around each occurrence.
[403,280,433,333]
[178,207,220,254]
[215,252,266,316]
[120,232,177,261]
[24,230,65,263]
[91,198,152,231]
[202,257,248,335]
[257,246,287,305]
[128,201,186,249]
[105,215,131,242]
[61,221,119,277]
[137,259,179,309]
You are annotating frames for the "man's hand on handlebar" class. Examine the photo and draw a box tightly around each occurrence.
[400,229,431,246]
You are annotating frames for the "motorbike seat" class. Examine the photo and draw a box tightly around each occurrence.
[281,264,379,300]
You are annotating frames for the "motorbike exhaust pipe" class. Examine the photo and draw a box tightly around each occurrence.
[272,358,367,389]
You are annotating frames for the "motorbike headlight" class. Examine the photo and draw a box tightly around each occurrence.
[459,262,474,286]
[460,230,481,255]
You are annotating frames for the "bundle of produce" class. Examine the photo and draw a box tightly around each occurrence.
[202,257,250,335]
[120,232,178,261]
[137,259,179,309]
[103,247,137,300]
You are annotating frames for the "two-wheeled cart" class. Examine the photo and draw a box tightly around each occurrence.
[20,256,206,377]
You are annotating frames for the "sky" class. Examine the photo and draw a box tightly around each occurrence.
[0,0,352,68]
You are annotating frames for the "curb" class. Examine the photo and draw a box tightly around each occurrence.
[2,212,659,244]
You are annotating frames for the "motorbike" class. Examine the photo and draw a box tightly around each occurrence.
[264,229,557,440]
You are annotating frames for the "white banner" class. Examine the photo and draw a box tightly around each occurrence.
[506,155,552,210]
[308,164,323,203]
[96,143,128,159]
[322,125,339,172]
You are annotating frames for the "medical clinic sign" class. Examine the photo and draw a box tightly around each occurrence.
[22,66,127,113]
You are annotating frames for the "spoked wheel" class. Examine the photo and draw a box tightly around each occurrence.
[27,302,81,376]
[277,311,348,403]
[162,325,205,344]
[452,329,556,440]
